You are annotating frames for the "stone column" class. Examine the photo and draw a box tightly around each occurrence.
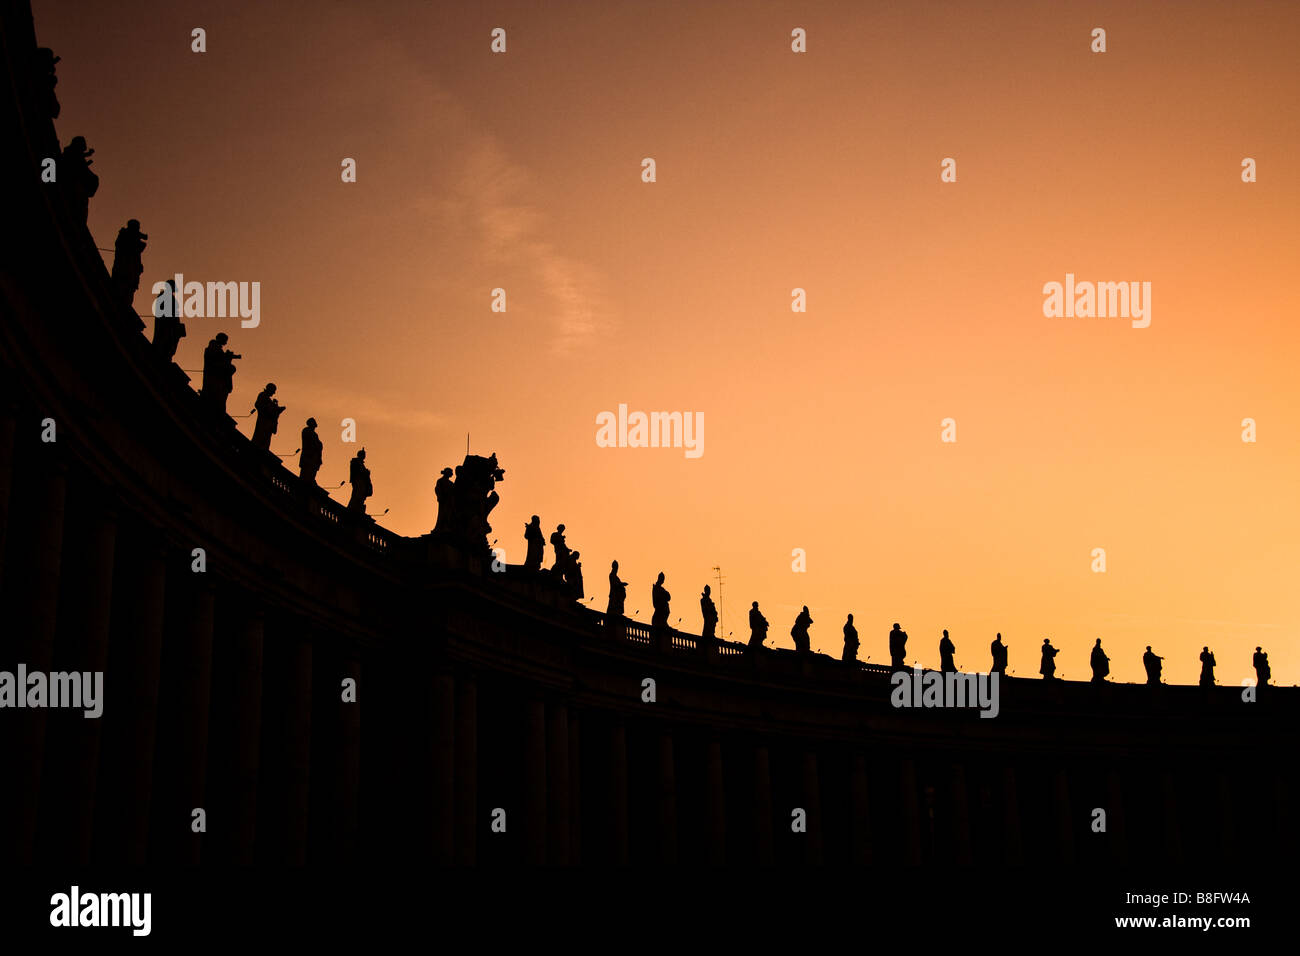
[568,710,582,865]
[1214,773,1233,862]
[658,731,678,864]
[1052,767,1075,863]
[229,610,264,864]
[706,738,726,865]
[117,538,166,865]
[1160,770,1182,864]
[802,751,823,865]
[524,698,547,864]
[753,745,774,865]
[59,505,116,865]
[0,404,15,593]
[454,676,477,865]
[850,753,871,864]
[951,762,973,865]
[1001,764,1023,865]
[8,462,66,864]
[1106,768,1128,864]
[336,656,362,860]
[900,757,922,865]
[547,702,571,865]
[430,672,455,864]
[176,581,216,865]
[281,637,314,865]
[610,719,629,865]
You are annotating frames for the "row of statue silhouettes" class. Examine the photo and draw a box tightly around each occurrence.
[30,48,96,222]
[520,516,584,600]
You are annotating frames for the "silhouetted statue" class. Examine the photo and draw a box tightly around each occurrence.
[748,601,769,649]
[298,417,322,485]
[347,448,372,515]
[606,560,627,619]
[251,383,285,451]
[433,468,456,533]
[109,219,148,308]
[700,585,717,640]
[791,606,813,653]
[1199,647,1216,687]
[1039,639,1058,680]
[938,629,956,673]
[151,279,186,361]
[842,613,859,662]
[431,454,505,553]
[889,623,908,670]
[1142,645,1163,686]
[1253,647,1270,688]
[651,572,670,629]
[1090,639,1109,683]
[569,551,584,601]
[200,332,238,415]
[59,136,98,224]
[35,48,60,120]
[550,524,570,576]
[990,633,1008,675]
[523,515,544,571]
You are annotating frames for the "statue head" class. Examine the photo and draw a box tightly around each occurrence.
[656,572,665,585]
[942,629,948,638]
[215,332,228,345]
[703,585,710,596]
[264,383,276,394]
[529,514,538,524]
[358,448,366,460]
[557,523,565,533]
[306,417,317,428]
[441,467,453,478]
[846,613,853,623]
[611,560,618,571]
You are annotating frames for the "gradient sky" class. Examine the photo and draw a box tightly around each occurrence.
[34,0,1300,684]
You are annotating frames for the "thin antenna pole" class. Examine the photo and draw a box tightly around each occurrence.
[466,432,470,456]
[712,565,725,640]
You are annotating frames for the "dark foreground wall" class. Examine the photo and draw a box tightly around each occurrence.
[1,0,1295,869]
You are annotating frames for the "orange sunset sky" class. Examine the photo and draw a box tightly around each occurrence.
[35,0,1300,684]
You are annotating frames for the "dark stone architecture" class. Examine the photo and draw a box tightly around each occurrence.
[0,2,1295,870]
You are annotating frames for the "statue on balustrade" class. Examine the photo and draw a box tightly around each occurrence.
[200,332,239,415]
[791,606,813,653]
[59,136,98,224]
[651,572,670,629]
[523,515,544,571]
[841,614,859,662]
[433,468,455,533]
[251,383,285,452]
[938,629,956,673]
[1199,647,1216,687]
[298,417,323,485]
[748,601,769,649]
[430,454,506,554]
[1090,639,1109,683]
[700,585,717,640]
[347,448,372,515]
[1253,647,1270,688]
[606,560,627,625]
[151,279,186,361]
[990,633,1007,674]
[1039,639,1058,679]
[35,48,61,120]
[889,622,908,670]
[549,523,570,576]
[568,551,585,600]
[1142,646,1163,686]
[110,219,147,309]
